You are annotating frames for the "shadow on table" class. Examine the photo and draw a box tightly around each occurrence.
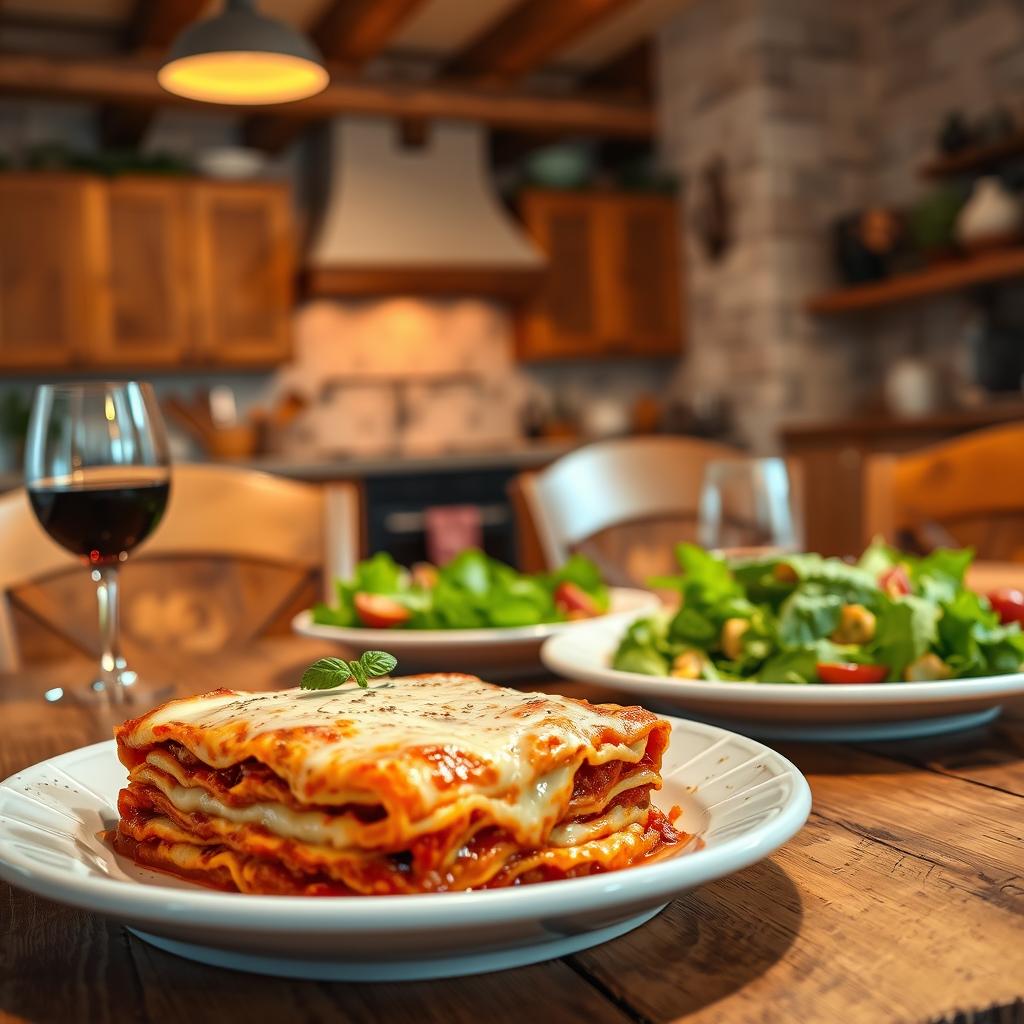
[774,713,1023,787]
[1,860,800,1024]
[565,856,803,1021]
[865,716,1024,764]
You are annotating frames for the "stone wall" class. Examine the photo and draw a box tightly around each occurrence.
[659,0,1024,449]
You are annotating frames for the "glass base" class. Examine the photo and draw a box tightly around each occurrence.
[43,668,172,708]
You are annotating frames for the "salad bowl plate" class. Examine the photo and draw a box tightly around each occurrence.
[0,718,810,981]
[542,615,1024,741]
[293,586,659,676]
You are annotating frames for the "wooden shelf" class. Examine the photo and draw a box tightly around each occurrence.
[805,248,1024,314]
[919,133,1024,178]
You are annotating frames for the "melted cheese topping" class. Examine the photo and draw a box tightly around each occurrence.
[117,674,667,849]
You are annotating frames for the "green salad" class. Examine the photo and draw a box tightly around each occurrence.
[313,549,610,631]
[612,542,1024,684]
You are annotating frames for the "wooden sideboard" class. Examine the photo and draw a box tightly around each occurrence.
[782,404,1024,556]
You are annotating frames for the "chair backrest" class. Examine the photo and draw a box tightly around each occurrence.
[0,464,360,670]
[863,422,1024,557]
[515,436,741,582]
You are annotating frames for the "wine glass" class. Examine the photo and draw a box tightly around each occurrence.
[25,382,171,704]
[698,457,800,557]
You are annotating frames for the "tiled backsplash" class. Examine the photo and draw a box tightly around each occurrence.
[274,298,528,456]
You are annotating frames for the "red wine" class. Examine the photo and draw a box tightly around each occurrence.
[29,472,170,565]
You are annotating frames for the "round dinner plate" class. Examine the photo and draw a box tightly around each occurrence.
[541,616,1024,742]
[0,718,810,981]
[292,586,660,676]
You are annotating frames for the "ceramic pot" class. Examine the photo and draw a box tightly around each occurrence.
[955,176,1023,251]
[884,357,941,418]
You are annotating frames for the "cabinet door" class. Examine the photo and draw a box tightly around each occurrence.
[92,178,192,367]
[517,191,611,360]
[607,195,684,357]
[0,176,91,369]
[191,183,293,366]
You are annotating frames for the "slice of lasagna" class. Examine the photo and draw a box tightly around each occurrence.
[108,674,683,895]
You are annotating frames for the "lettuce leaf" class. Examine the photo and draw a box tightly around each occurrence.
[317,549,610,631]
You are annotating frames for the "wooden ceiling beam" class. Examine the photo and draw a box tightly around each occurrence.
[442,0,640,87]
[123,0,209,55]
[100,0,209,148]
[312,0,427,64]
[0,51,654,138]
[242,0,428,154]
[583,40,653,100]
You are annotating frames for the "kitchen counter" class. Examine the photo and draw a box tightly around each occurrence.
[232,439,576,481]
[0,440,577,493]
[780,401,1024,442]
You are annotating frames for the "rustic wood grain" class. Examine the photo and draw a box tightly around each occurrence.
[861,711,1024,798]
[573,815,1022,1024]
[1,638,1022,1024]
[127,937,635,1024]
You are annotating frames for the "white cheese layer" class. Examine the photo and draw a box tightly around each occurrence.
[123,675,664,848]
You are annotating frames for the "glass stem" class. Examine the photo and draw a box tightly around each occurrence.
[94,566,125,695]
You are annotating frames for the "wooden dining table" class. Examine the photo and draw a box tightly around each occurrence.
[1,636,1022,1024]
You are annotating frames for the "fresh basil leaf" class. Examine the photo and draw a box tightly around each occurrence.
[360,650,397,677]
[300,657,353,690]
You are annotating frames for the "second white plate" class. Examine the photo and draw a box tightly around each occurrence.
[541,615,1024,741]
[292,586,660,676]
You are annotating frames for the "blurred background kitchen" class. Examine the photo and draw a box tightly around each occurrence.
[2,0,1024,560]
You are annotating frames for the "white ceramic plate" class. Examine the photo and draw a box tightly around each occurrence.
[0,719,810,981]
[541,615,1024,741]
[292,587,660,676]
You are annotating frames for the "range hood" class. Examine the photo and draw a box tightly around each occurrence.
[305,118,545,299]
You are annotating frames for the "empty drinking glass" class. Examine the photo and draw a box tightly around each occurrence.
[698,457,799,556]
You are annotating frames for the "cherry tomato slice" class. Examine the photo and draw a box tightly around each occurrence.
[554,581,601,619]
[878,565,911,598]
[987,588,1024,626]
[353,592,411,629]
[816,662,889,684]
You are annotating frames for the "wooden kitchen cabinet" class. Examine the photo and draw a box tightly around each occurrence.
[517,190,684,360]
[0,175,93,368]
[0,174,294,372]
[191,182,293,366]
[91,177,193,367]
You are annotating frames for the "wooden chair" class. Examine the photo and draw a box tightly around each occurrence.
[863,422,1024,558]
[512,436,742,584]
[0,464,360,671]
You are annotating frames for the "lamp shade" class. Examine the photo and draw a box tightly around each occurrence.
[158,0,328,105]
